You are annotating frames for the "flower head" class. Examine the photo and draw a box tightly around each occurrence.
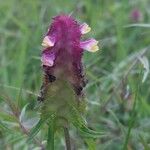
[130,8,142,22]
[40,14,99,98]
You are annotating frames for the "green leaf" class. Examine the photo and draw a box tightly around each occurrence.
[6,134,26,145]
[108,109,125,134]
[0,120,13,133]
[69,105,106,138]
[84,138,96,150]
[139,56,149,83]
[19,103,29,123]
[125,23,150,28]
[139,135,150,150]
[27,118,46,143]
[0,111,17,122]
[79,124,106,138]
[122,79,140,150]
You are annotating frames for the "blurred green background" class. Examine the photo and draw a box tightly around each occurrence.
[0,0,150,149]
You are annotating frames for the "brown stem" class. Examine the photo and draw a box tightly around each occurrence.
[64,127,71,150]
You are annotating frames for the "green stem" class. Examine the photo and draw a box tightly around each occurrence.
[122,80,140,150]
[47,121,55,150]
[64,127,71,150]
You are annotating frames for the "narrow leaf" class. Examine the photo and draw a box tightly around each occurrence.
[0,120,13,133]
[27,118,46,143]
[139,56,149,83]
[139,135,150,150]
[84,138,96,150]
[19,103,29,123]
[125,23,150,28]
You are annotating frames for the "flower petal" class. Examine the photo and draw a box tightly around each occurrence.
[80,23,91,34]
[41,51,55,67]
[80,39,99,52]
[41,36,55,48]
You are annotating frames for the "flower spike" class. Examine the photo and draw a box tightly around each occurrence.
[37,14,101,150]
[39,14,99,101]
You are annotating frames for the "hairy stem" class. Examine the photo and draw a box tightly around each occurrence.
[47,121,55,150]
[64,127,71,150]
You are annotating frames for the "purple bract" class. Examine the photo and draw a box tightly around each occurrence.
[41,15,99,96]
